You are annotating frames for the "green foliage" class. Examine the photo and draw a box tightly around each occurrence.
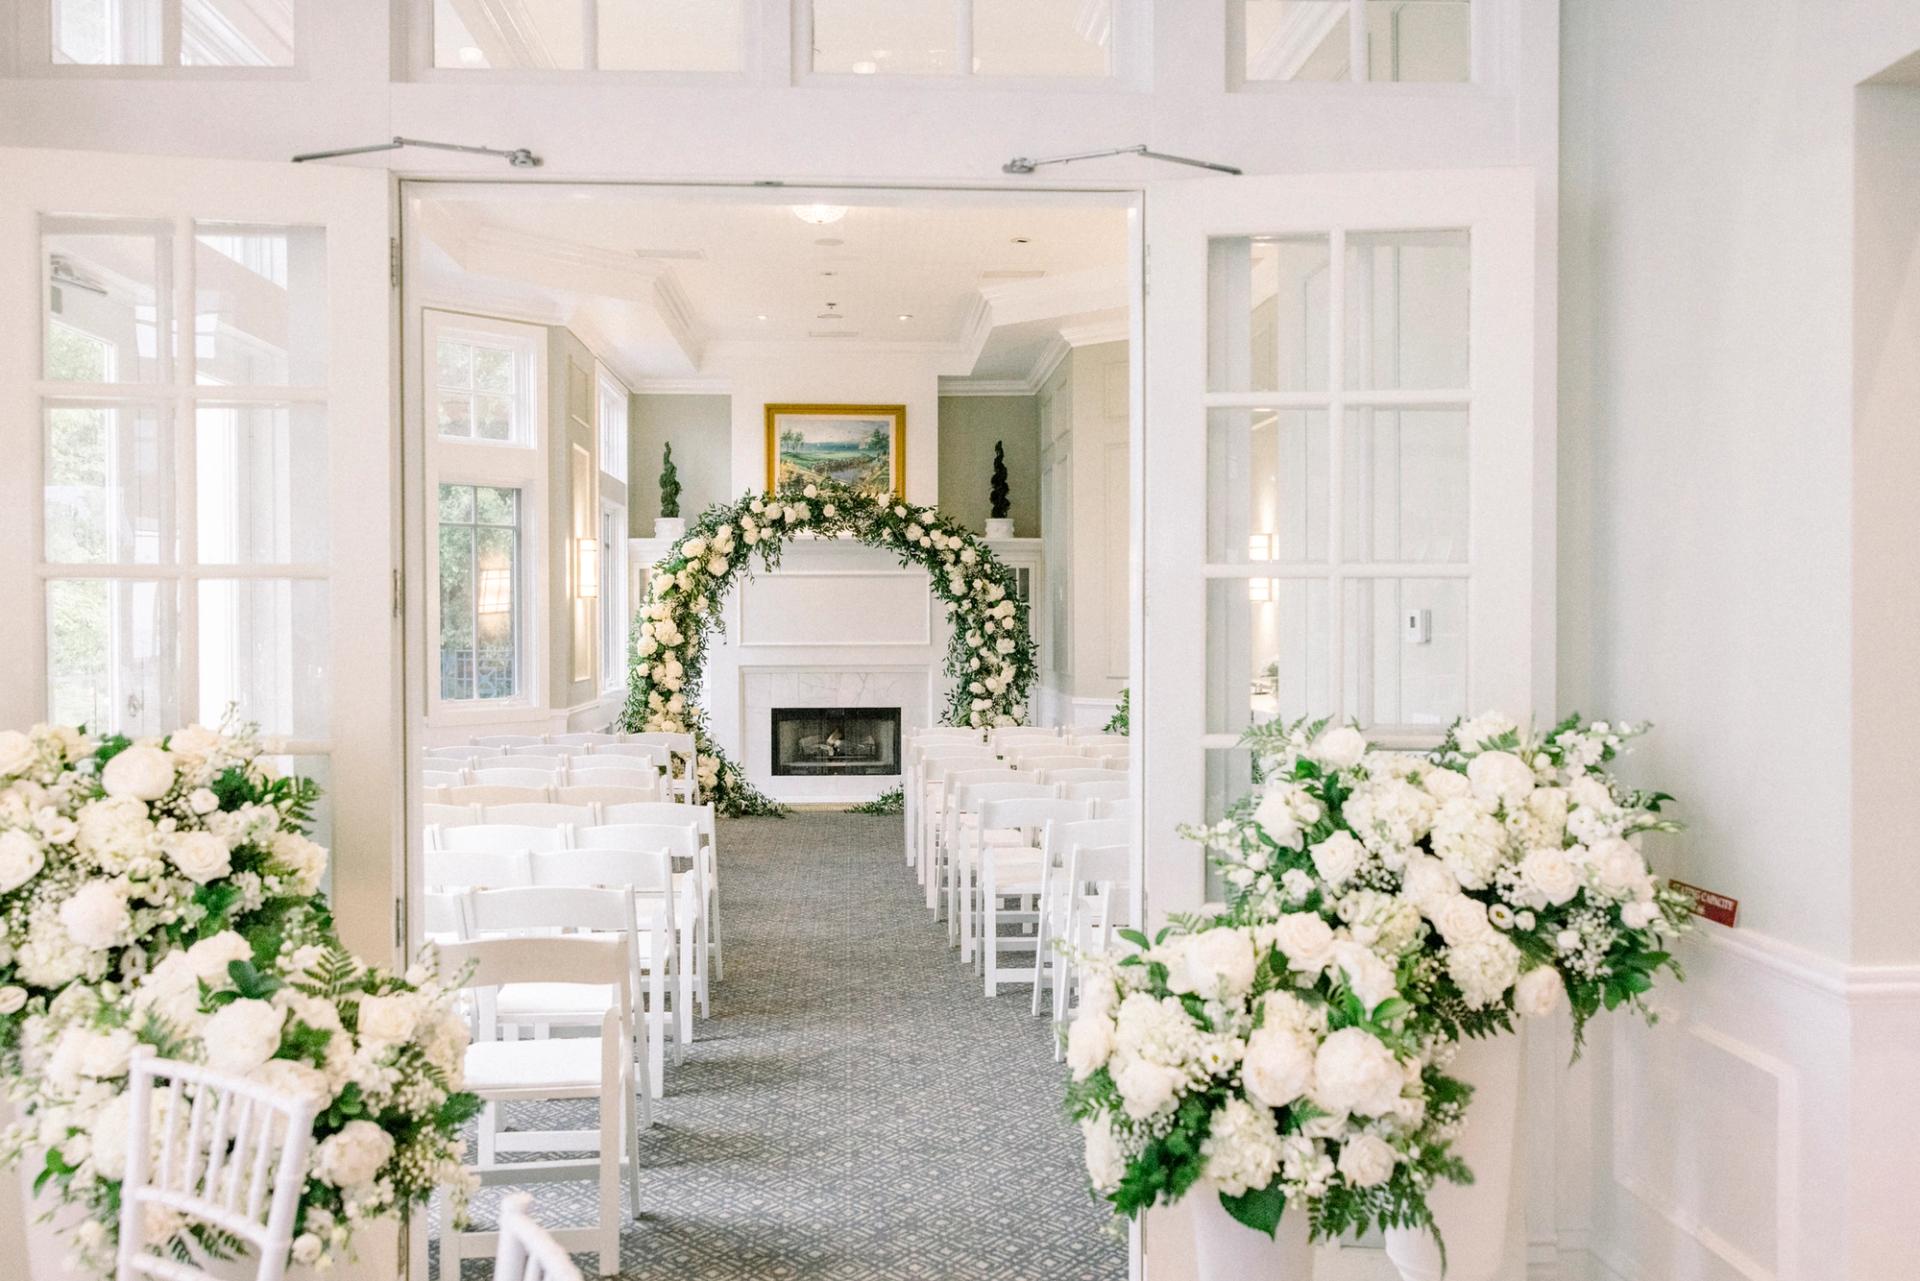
[989,440,1011,519]
[658,442,682,518]
[1104,687,1129,735]
[1220,1183,1289,1236]
[848,786,904,815]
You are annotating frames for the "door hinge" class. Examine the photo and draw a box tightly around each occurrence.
[389,237,400,288]
[392,568,403,618]
[394,899,405,950]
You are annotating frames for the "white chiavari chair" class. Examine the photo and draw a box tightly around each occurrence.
[972,797,1092,994]
[1031,817,1130,1020]
[438,934,637,1279]
[494,1193,585,1281]
[116,1050,319,1281]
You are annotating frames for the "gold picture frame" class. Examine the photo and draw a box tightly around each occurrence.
[765,403,906,499]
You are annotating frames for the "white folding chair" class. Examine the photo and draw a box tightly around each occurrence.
[1041,766,1129,786]
[1006,752,1097,773]
[601,801,723,980]
[474,767,564,790]
[588,742,671,770]
[439,784,553,807]
[422,768,467,789]
[920,760,1015,911]
[1032,817,1130,1020]
[534,848,684,1076]
[990,726,1062,749]
[558,782,662,806]
[502,749,572,769]
[424,802,480,830]
[561,766,661,792]
[551,732,620,748]
[437,824,572,855]
[973,797,1092,994]
[474,734,545,748]
[622,732,699,802]
[1058,841,1132,1041]
[494,1193,585,1281]
[580,822,708,1026]
[907,744,996,878]
[424,745,477,764]
[1069,730,1129,748]
[1093,797,1136,822]
[424,888,468,946]
[1062,779,1131,804]
[943,776,1053,951]
[425,847,532,891]
[117,1050,318,1281]
[439,935,637,1279]
[485,803,598,828]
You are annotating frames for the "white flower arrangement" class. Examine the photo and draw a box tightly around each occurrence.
[0,720,479,1277]
[621,479,1037,815]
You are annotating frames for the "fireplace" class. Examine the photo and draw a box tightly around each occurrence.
[770,707,902,776]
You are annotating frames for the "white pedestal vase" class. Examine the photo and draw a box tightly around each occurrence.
[984,517,1016,539]
[1384,1029,1525,1281]
[654,516,686,541]
[1188,1190,1313,1280]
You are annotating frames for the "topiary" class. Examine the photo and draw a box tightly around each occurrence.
[659,442,682,518]
[989,439,1011,520]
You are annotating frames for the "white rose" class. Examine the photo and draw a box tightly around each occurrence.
[1081,1116,1127,1193]
[1310,1027,1405,1118]
[0,986,26,1014]
[187,788,220,816]
[1518,847,1582,907]
[1621,899,1661,930]
[1430,893,1492,945]
[1112,1058,1182,1121]
[290,1235,323,1267]
[1399,854,1455,911]
[314,1119,395,1188]
[102,745,175,801]
[1590,837,1648,898]
[0,731,34,777]
[202,999,286,1076]
[269,831,328,894]
[1264,912,1335,972]
[1337,1133,1397,1188]
[1421,767,1471,801]
[1065,1013,1115,1081]
[1310,831,1365,886]
[59,879,131,948]
[252,1058,334,1106]
[1331,940,1399,1013]
[358,993,421,1044]
[683,537,707,558]
[0,829,46,893]
[1242,1024,1315,1109]
[1164,928,1257,1001]
[1466,751,1536,808]
[166,724,223,762]
[186,931,255,982]
[704,554,727,576]
[802,483,818,498]
[1312,726,1368,770]
[90,1095,132,1179]
[1252,793,1304,849]
[164,830,232,884]
[1515,966,1566,1018]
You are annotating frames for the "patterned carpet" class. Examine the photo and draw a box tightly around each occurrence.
[445,811,1127,1280]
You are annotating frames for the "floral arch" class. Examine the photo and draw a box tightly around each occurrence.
[619,481,1036,815]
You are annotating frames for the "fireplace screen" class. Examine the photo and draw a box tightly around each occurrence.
[771,707,902,776]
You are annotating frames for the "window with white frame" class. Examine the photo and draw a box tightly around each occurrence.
[597,368,629,481]
[45,0,296,67]
[429,0,743,71]
[806,0,1111,78]
[434,325,537,446]
[437,483,523,701]
[1235,0,1470,85]
[599,502,627,693]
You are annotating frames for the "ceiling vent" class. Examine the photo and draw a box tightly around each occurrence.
[633,248,707,261]
[808,329,862,339]
[979,269,1045,282]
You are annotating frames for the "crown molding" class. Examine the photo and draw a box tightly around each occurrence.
[1059,315,1130,348]
[936,378,1035,398]
[628,377,734,395]
[979,265,1129,327]
[1028,333,1073,390]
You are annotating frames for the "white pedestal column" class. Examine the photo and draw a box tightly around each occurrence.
[1385,1030,1526,1281]
[1188,1191,1313,1280]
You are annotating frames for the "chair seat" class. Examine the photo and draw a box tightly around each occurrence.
[466,1036,610,1092]
[496,982,616,1020]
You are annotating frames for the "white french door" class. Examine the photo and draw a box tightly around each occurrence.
[0,148,398,960]
[1140,168,1540,929]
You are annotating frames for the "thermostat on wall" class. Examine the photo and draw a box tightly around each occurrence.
[1404,608,1432,645]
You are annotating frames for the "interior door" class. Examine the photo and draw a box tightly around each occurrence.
[0,147,398,961]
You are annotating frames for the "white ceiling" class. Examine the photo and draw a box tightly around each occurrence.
[412,186,1129,386]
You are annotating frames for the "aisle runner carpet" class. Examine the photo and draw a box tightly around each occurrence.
[453,812,1126,1280]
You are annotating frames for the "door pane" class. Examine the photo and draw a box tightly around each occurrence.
[1364,0,1469,83]
[196,403,328,563]
[195,225,327,386]
[1343,577,1465,727]
[432,0,583,67]
[1342,407,1467,562]
[198,578,330,736]
[598,0,743,71]
[811,0,956,75]
[43,221,168,383]
[1208,576,1330,735]
[46,578,179,735]
[1242,1,1350,82]
[52,0,163,65]
[1208,407,1329,564]
[973,0,1108,77]
[1208,236,1329,393]
[181,0,296,66]
[44,402,173,564]
[1344,230,1470,389]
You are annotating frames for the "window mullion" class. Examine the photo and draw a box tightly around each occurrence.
[955,0,973,77]
[581,0,599,71]
[174,214,200,727]
[1347,0,1367,84]
[1327,227,1347,725]
[162,0,184,67]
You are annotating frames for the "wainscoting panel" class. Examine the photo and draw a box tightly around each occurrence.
[739,571,933,648]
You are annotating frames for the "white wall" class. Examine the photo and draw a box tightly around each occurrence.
[1560,3,1920,1278]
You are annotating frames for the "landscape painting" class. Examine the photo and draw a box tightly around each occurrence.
[765,404,905,499]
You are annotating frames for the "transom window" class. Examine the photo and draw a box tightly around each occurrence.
[437,483,523,702]
[47,0,296,67]
[435,329,534,445]
[807,0,1110,78]
[1235,0,1470,85]
[597,368,629,480]
[429,0,744,71]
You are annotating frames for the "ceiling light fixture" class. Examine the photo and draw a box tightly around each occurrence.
[897,313,913,321]
[792,204,849,226]
[755,314,770,322]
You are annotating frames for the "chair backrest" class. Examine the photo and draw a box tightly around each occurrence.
[977,796,1092,834]
[424,847,531,890]
[938,765,1025,798]
[1062,779,1130,803]
[1093,797,1136,822]
[440,933,629,992]
[952,780,1057,816]
[118,1051,319,1281]
[1047,817,1131,863]
[1041,766,1128,784]
[473,734,545,748]
[557,783,661,806]
[915,744,997,767]
[1072,842,1131,886]
[532,847,674,894]
[550,732,619,747]
[586,743,671,768]
[424,745,476,761]
[473,767,564,789]
[578,822,700,860]
[494,1192,585,1281]
[923,759,1006,789]
[599,801,716,844]
[1008,753,1095,773]
[991,726,1061,745]
[423,889,468,942]
[438,824,571,855]
[421,769,466,788]
[1070,731,1128,747]
[484,803,598,828]
[464,884,635,938]
[424,802,479,828]
[502,747,570,764]
[625,731,695,752]
[557,766,659,790]
[439,784,552,807]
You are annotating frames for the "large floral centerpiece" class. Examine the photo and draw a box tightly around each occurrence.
[1066,711,1690,1249]
[621,480,1035,815]
[0,721,478,1277]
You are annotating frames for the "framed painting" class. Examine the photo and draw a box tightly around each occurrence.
[765,403,906,499]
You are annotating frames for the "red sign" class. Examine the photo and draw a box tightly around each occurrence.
[1669,879,1738,928]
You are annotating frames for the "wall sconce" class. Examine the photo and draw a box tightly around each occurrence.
[575,537,600,600]
[1247,532,1275,603]
[477,566,513,615]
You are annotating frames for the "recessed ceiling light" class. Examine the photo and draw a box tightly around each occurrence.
[820,270,837,277]
[792,204,848,226]
[457,45,485,66]
[755,314,769,322]
[1011,237,1031,245]
[851,60,878,75]
[897,313,913,321]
